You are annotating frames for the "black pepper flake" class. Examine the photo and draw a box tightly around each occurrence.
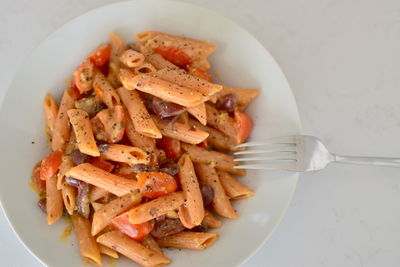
[31,141,35,144]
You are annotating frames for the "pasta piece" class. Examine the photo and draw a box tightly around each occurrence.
[62,185,77,215]
[119,49,145,68]
[141,235,164,255]
[218,171,254,200]
[108,32,127,87]
[135,31,217,62]
[92,70,121,108]
[216,86,260,110]
[99,244,119,259]
[195,163,238,219]
[177,154,204,227]
[145,53,178,70]
[67,109,100,157]
[46,175,63,224]
[71,213,102,266]
[57,155,74,190]
[52,89,76,152]
[91,202,104,212]
[125,115,156,153]
[133,62,157,75]
[202,211,222,229]
[154,68,222,97]
[188,119,238,151]
[205,103,238,141]
[43,93,59,137]
[187,103,206,125]
[117,86,161,139]
[100,144,149,165]
[177,206,195,229]
[89,187,109,202]
[66,163,138,196]
[119,69,208,107]
[92,190,142,236]
[152,115,209,145]
[128,192,185,224]
[97,230,171,267]
[182,144,245,176]
[157,232,219,250]
[176,111,189,126]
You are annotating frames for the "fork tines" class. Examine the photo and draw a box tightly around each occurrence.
[233,136,298,170]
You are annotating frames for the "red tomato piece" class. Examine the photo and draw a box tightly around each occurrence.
[31,161,46,193]
[187,65,212,82]
[87,44,111,67]
[234,109,253,144]
[89,157,114,172]
[40,151,63,180]
[137,172,178,199]
[68,86,83,100]
[73,60,94,94]
[112,212,154,241]
[153,46,191,68]
[157,136,181,159]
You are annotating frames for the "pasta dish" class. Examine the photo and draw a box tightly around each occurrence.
[31,31,259,266]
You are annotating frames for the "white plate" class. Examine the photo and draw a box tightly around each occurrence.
[0,0,301,266]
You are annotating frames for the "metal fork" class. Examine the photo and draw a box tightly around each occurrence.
[234,135,400,171]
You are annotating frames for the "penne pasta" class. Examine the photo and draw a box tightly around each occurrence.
[68,109,100,157]
[218,171,254,200]
[43,93,59,137]
[125,115,156,153]
[141,235,164,255]
[71,213,102,266]
[57,155,74,190]
[177,154,204,227]
[157,232,219,250]
[119,69,208,107]
[128,192,185,224]
[91,201,104,212]
[52,89,76,152]
[135,31,217,62]
[89,186,110,203]
[187,103,207,125]
[202,211,223,229]
[205,103,238,141]
[145,53,178,70]
[92,190,142,236]
[66,163,139,196]
[188,119,238,151]
[195,163,238,219]
[46,175,64,224]
[100,144,150,165]
[133,62,157,75]
[119,49,145,68]
[97,230,171,267]
[152,115,209,145]
[178,205,195,229]
[108,32,127,87]
[182,143,245,176]
[93,70,121,108]
[99,244,119,259]
[62,184,77,215]
[216,86,260,110]
[117,86,161,138]
[154,68,222,97]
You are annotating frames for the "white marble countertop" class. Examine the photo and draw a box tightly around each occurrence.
[2,0,400,266]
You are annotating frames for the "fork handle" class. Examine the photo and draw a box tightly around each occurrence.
[334,155,400,167]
